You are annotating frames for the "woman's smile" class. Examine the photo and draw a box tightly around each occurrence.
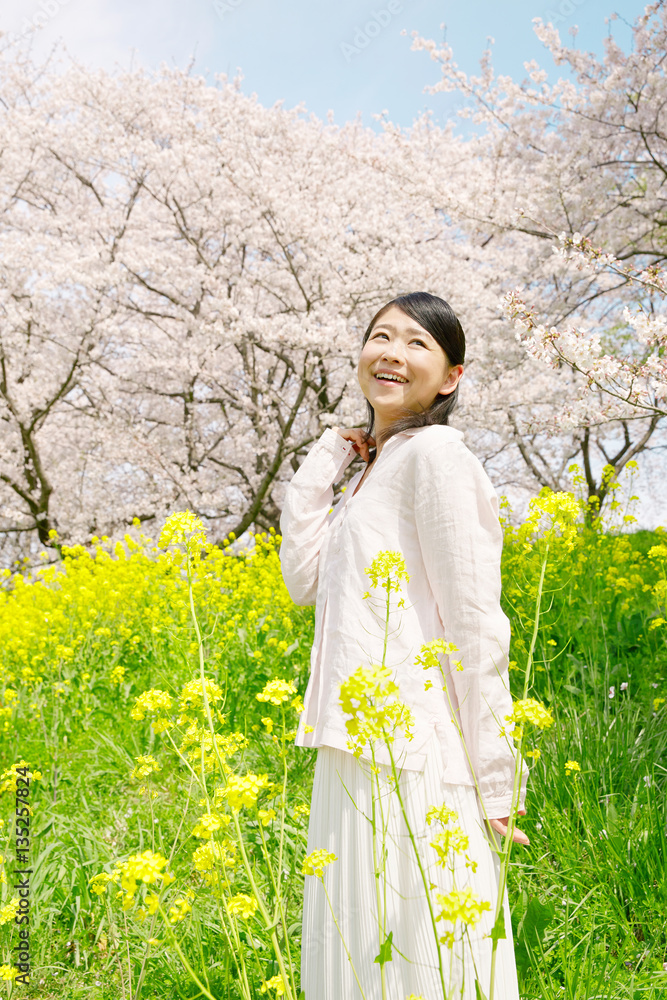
[372,376,408,387]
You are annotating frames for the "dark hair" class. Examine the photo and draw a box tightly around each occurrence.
[360,291,466,459]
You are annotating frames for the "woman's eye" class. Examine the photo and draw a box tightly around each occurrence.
[373,332,426,346]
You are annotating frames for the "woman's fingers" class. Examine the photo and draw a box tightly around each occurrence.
[336,428,375,461]
[488,817,530,846]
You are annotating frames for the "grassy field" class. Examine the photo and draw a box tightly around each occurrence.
[0,483,666,999]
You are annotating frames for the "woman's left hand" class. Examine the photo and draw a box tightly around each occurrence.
[488,810,530,846]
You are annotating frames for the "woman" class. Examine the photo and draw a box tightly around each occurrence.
[279,292,529,999]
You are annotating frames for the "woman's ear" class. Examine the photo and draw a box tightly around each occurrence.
[438,364,464,396]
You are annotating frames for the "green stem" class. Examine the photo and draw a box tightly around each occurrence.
[256,810,296,999]
[488,539,550,1000]
[156,904,218,1000]
[230,810,296,1000]
[219,900,254,1000]
[132,776,195,1000]
[521,543,550,702]
[278,712,298,998]
[431,543,548,1000]
[369,745,388,1000]
[320,877,369,999]
[186,552,227,779]
[384,744,449,998]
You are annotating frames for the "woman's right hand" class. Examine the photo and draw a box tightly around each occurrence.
[333,427,376,462]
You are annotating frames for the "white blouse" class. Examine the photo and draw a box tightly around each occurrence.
[279,425,528,818]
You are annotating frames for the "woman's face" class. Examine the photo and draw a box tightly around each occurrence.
[357,305,463,423]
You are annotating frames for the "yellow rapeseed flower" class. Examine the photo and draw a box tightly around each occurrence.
[0,760,41,794]
[145,892,160,914]
[131,689,173,722]
[130,755,161,781]
[260,975,287,996]
[430,827,470,867]
[152,717,173,734]
[435,887,491,945]
[221,772,270,811]
[415,637,463,674]
[168,892,194,924]
[564,760,581,776]
[192,839,237,880]
[89,872,118,896]
[340,662,415,757]
[227,893,258,919]
[192,813,230,839]
[519,488,582,550]
[159,511,208,555]
[179,677,224,714]
[0,898,20,925]
[364,550,410,591]
[256,678,298,705]
[302,849,337,878]
[506,698,554,731]
[110,664,126,685]
[426,803,459,826]
[91,851,174,904]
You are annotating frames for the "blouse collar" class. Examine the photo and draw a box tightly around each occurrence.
[343,424,464,501]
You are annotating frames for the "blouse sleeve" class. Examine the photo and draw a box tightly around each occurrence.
[279,427,356,606]
[413,438,528,818]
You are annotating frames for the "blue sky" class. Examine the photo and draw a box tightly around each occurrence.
[6,0,647,133]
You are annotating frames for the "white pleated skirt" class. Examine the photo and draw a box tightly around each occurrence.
[301,738,521,1000]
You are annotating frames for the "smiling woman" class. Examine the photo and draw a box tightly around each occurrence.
[279,290,529,999]
[356,291,466,466]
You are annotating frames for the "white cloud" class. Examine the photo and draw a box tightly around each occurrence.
[2,0,218,76]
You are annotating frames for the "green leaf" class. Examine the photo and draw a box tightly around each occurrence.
[373,930,394,966]
[489,908,506,943]
[514,894,556,976]
[474,981,489,1000]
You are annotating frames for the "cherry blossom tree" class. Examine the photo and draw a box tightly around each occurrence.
[395,3,667,507]
[0,40,509,563]
[0,44,132,556]
[6,7,665,565]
